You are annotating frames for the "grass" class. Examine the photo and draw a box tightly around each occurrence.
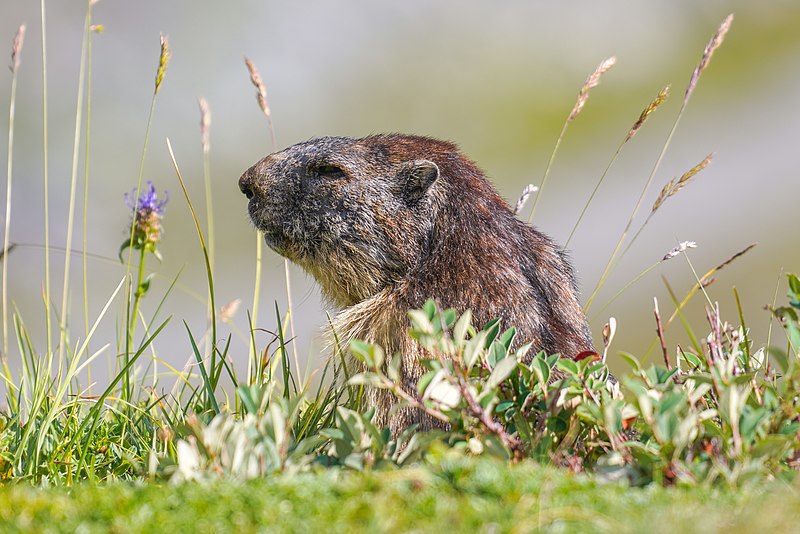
[0,457,798,533]
[0,5,797,531]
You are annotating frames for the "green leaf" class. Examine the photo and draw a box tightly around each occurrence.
[767,346,789,375]
[441,308,457,328]
[417,370,437,395]
[555,358,579,376]
[499,327,517,351]
[483,318,501,348]
[618,351,641,373]
[139,272,155,295]
[422,299,437,320]
[495,400,514,413]
[515,342,534,361]
[512,410,533,445]
[453,309,472,348]
[787,273,800,300]
[387,352,401,382]
[531,354,550,385]
[348,373,385,388]
[117,240,131,262]
[463,331,487,371]
[487,341,507,367]
[485,356,519,391]
[408,310,434,335]
[679,350,703,370]
[349,340,384,369]
[751,435,792,458]
[739,405,769,442]
[237,384,263,415]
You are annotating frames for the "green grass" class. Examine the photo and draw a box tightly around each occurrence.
[0,457,798,533]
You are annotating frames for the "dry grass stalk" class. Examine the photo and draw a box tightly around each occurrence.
[568,56,616,121]
[651,153,713,214]
[244,56,271,119]
[685,14,733,104]
[665,243,757,328]
[198,96,210,154]
[662,241,697,261]
[529,57,616,223]
[513,184,538,215]
[626,85,670,142]
[154,33,170,95]
[220,299,241,323]
[10,24,25,74]
[601,317,616,364]
[566,85,670,248]
[654,298,671,370]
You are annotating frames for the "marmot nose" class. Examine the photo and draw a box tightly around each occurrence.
[239,173,255,200]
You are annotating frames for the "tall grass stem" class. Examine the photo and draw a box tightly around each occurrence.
[82,4,95,341]
[3,24,25,363]
[166,138,218,394]
[40,0,53,355]
[58,12,90,362]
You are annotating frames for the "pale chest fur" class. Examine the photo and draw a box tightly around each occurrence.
[330,288,433,431]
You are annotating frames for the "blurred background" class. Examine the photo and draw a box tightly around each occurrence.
[0,1,798,382]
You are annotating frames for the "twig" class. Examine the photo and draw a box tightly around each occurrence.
[454,363,525,461]
[381,377,450,424]
[654,298,671,370]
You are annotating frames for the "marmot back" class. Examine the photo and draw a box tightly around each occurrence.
[239,134,593,434]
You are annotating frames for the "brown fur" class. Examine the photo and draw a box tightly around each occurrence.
[238,134,594,434]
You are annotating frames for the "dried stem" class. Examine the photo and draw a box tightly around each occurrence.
[685,14,734,104]
[58,11,90,362]
[243,56,299,375]
[585,15,733,312]
[458,373,525,461]
[665,243,756,328]
[41,0,53,355]
[528,57,616,223]
[3,24,25,367]
[566,86,670,247]
[654,298,671,370]
[380,376,450,424]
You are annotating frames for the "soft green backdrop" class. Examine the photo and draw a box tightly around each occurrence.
[0,1,797,379]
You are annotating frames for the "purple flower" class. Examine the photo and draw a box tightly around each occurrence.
[121,181,168,257]
[124,181,169,215]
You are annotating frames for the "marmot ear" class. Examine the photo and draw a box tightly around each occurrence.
[402,160,440,202]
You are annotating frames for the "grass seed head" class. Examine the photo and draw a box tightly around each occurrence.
[198,96,211,154]
[568,56,616,122]
[244,56,271,118]
[513,184,538,215]
[626,85,670,142]
[10,24,25,74]
[220,299,241,323]
[662,241,697,261]
[685,14,733,104]
[154,33,170,95]
[651,153,713,214]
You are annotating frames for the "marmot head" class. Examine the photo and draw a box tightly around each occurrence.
[239,135,463,306]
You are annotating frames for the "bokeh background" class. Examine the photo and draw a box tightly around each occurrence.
[0,1,798,381]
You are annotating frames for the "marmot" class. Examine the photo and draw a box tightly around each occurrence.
[238,134,594,434]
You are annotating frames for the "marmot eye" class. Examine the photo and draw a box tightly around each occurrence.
[313,164,344,177]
